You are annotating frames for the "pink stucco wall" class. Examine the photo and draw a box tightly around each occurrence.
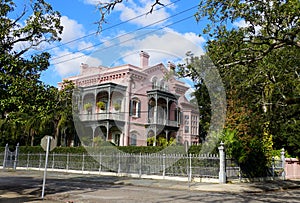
[285,158,300,179]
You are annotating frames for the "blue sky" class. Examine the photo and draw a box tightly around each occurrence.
[13,0,245,89]
[37,0,207,87]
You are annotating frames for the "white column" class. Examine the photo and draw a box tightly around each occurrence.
[124,75,132,146]
[218,142,226,184]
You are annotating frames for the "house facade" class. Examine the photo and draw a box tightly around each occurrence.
[60,51,199,146]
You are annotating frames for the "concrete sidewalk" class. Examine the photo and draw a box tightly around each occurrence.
[114,177,300,193]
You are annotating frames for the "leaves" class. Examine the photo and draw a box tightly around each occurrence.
[199,0,300,67]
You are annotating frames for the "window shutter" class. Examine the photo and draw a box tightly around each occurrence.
[137,101,141,117]
[129,100,132,116]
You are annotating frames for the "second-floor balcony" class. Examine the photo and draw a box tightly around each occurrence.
[148,117,179,127]
[79,112,125,122]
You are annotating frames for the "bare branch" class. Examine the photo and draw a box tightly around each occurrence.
[95,0,164,32]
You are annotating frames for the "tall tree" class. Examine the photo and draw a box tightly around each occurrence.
[0,0,63,145]
[197,0,300,158]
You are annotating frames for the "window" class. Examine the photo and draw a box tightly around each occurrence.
[160,80,164,90]
[130,134,137,146]
[152,77,157,89]
[185,126,189,133]
[130,98,141,117]
[184,114,189,133]
[113,134,120,146]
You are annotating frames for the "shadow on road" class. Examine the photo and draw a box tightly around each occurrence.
[0,170,128,202]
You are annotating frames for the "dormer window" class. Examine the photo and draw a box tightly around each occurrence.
[152,77,158,89]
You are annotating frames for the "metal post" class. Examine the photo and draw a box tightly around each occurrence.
[3,144,8,169]
[82,153,85,173]
[272,157,275,179]
[218,142,226,184]
[189,153,192,185]
[26,153,30,169]
[281,148,286,180]
[66,153,69,171]
[118,152,121,174]
[99,153,102,173]
[13,143,19,170]
[139,153,142,178]
[162,154,165,179]
[52,153,55,169]
[41,136,51,199]
[39,153,42,170]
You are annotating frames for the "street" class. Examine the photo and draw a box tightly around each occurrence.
[0,170,300,203]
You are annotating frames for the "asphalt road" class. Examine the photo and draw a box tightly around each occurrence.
[1,170,300,203]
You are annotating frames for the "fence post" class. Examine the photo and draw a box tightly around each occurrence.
[162,154,165,179]
[281,148,286,180]
[118,152,121,174]
[66,153,69,171]
[13,143,19,170]
[3,144,8,169]
[139,153,142,178]
[39,153,42,170]
[52,153,55,169]
[99,153,102,174]
[218,142,226,184]
[26,153,30,169]
[272,157,275,179]
[189,153,192,183]
[82,153,85,173]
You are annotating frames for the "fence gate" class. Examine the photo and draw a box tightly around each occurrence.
[3,143,19,170]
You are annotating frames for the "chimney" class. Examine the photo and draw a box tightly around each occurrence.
[167,61,176,72]
[140,51,149,68]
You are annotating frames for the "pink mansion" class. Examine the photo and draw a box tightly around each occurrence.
[60,51,199,146]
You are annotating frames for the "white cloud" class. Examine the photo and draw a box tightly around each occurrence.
[233,19,262,34]
[52,49,101,77]
[78,41,94,51]
[115,28,205,66]
[233,19,249,28]
[59,16,96,51]
[83,0,100,5]
[60,16,85,43]
[115,0,173,27]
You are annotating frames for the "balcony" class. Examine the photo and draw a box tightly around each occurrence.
[148,117,179,127]
[79,112,125,122]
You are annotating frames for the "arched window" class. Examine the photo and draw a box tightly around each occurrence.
[130,98,141,117]
[130,133,137,146]
[152,77,157,89]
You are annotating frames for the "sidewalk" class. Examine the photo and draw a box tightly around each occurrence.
[116,177,300,193]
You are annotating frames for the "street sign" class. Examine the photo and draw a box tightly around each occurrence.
[40,136,56,199]
[41,136,56,151]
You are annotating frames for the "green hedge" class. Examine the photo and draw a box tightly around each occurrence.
[18,146,87,154]
[1,144,202,155]
[188,145,203,154]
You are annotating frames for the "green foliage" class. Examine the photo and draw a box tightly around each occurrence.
[117,146,165,154]
[14,146,167,155]
[113,102,120,110]
[197,0,300,67]
[187,145,202,154]
[175,0,300,176]
[96,101,105,110]
[18,146,87,154]
[84,103,93,111]
[0,0,68,147]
